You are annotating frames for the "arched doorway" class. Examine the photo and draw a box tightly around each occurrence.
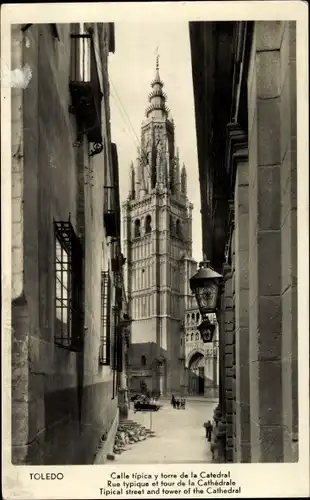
[188,352,205,395]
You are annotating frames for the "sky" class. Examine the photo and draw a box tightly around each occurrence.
[108,22,202,262]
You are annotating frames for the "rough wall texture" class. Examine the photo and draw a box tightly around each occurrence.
[12,24,118,465]
[234,158,251,463]
[247,21,297,462]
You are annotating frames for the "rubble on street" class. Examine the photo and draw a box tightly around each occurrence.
[107,419,156,460]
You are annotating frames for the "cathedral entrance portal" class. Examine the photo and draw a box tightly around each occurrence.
[188,352,205,396]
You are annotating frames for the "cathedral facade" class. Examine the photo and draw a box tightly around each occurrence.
[181,257,220,399]
[122,59,193,396]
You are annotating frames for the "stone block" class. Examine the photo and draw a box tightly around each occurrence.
[289,22,296,62]
[257,97,281,166]
[257,295,282,360]
[255,21,284,52]
[257,50,281,99]
[235,364,250,406]
[259,425,284,462]
[257,231,281,296]
[236,184,249,213]
[258,165,281,230]
[281,209,297,292]
[225,376,234,391]
[240,442,252,463]
[281,149,295,223]
[236,162,249,188]
[281,287,297,360]
[235,292,249,330]
[237,214,250,252]
[280,69,292,162]
[280,23,290,86]
[236,251,249,290]
[256,360,282,426]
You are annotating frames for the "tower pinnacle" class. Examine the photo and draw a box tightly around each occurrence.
[145,54,170,119]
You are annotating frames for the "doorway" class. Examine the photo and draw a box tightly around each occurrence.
[188,352,205,396]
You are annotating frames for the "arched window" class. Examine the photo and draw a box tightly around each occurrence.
[145,215,152,234]
[192,313,195,323]
[187,314,190,324]
[195,332,200,340]
[134,219,141,238]
[176,219,181,237]
[196,312,200,322]
[141,355,146,366]
[191,332,194,341]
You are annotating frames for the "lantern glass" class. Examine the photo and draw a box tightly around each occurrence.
[194,279,219,314]
[190,262,222,315]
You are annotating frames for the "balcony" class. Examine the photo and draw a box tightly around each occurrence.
[69,33,103,150]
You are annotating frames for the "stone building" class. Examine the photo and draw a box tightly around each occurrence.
[11,22,129,465]
[180,257,219,398]
[189,21,297,462]
[122,58,194,396]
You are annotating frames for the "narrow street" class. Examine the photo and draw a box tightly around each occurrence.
[113,398,217,464]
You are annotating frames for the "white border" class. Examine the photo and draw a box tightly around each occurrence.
[1,2,309,499]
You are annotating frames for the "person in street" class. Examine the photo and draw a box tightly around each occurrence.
[176,399,180,409]
[181,398,186,409]
[171,394,176,409]
[204,420,213,441]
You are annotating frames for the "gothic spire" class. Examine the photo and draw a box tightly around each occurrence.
[145,53,170,119]
[181,162,187,196]
[129,161,135,200]
[174,147,181,193]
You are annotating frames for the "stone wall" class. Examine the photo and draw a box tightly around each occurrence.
[247,21,297,462]
[11,23,118,465]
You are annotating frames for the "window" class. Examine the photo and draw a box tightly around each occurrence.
[176,219,182,238]
[145,215,152,234]
[141,355,146,366]
[134,219,141,238]
[196,312,200,322]
[54,220,83,351]
[99,271,112,365]
[196,332,200,341]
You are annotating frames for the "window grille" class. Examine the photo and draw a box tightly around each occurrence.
[111,306,121,398]
[54,220,84,351]
[99,271,111,365]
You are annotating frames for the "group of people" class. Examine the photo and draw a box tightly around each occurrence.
[171,395,186,410]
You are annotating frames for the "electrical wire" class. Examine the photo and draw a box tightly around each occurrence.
[109,77,153,180]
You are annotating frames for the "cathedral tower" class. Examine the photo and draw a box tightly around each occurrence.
[122,56,194,396]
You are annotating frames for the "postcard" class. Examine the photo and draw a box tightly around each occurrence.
[1,1,309,499]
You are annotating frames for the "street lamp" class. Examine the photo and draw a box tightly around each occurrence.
[120,313,133,348]
[189,260,222,343]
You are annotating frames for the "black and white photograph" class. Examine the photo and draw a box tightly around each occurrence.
[1,2,309,499]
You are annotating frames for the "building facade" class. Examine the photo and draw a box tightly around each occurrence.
[180,257,219,398]
[11,22,128,465]
[122,59,194,396]
[190,21,298,462]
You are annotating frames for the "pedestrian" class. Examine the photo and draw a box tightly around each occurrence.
[171,394,176,409]
[204,420,213,441]
[176,399,180,409]
[181,398,186,409]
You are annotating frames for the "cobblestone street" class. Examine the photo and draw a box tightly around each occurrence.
[112,398,217,464]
